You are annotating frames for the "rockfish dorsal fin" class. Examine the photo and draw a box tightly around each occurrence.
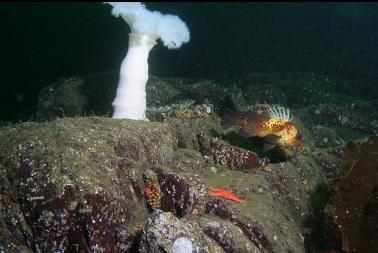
[266,105,293,122]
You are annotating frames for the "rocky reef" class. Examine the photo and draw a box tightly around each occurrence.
[326,137,378,253]
[34,72,378,139]
[1,71,377,252]
[0,111,333,253]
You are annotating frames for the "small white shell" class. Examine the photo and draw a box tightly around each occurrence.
[173,237,193,253]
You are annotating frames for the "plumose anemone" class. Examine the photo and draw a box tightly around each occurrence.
[105,2,190,120]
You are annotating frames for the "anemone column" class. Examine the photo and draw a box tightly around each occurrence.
[112,33,156,120]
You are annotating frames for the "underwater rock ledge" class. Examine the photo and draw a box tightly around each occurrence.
[0,115,336,252]
[326,136,378,253]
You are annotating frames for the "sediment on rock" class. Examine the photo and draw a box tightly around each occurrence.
[0,114,350,252]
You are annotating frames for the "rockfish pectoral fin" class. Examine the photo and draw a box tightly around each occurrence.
[238,128,256,137]
[263,143,277,151]
[264,134,281,144]
[262,134,281,151]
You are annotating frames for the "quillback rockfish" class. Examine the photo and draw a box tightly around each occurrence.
[222,105,305,151]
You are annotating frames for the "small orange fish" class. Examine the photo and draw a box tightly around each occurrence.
[223,105,304,151]
[208,186,246,204]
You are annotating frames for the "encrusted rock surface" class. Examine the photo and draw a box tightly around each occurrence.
[4,68,377,252]
[36,72,117,119]
[35,72,377,155]
[326,137,378,253]
[140,210,224,253]
[0,113,336,253]
[35,72,378,135]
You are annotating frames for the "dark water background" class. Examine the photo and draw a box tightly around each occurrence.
[1,2,378,122]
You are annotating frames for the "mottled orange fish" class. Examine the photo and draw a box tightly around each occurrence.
[208,186,246,204]
[223,105,304,151]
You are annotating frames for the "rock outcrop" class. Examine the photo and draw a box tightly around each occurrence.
[0,114,332,252]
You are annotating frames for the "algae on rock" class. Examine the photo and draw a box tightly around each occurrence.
[0,115,341,252]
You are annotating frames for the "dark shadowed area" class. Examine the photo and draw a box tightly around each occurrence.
[1,3,378,122]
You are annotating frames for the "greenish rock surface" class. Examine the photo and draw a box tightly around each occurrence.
[0,113,340,252]
[7,69,378,252]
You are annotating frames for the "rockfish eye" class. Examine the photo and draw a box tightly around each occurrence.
[295,133,303,141]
